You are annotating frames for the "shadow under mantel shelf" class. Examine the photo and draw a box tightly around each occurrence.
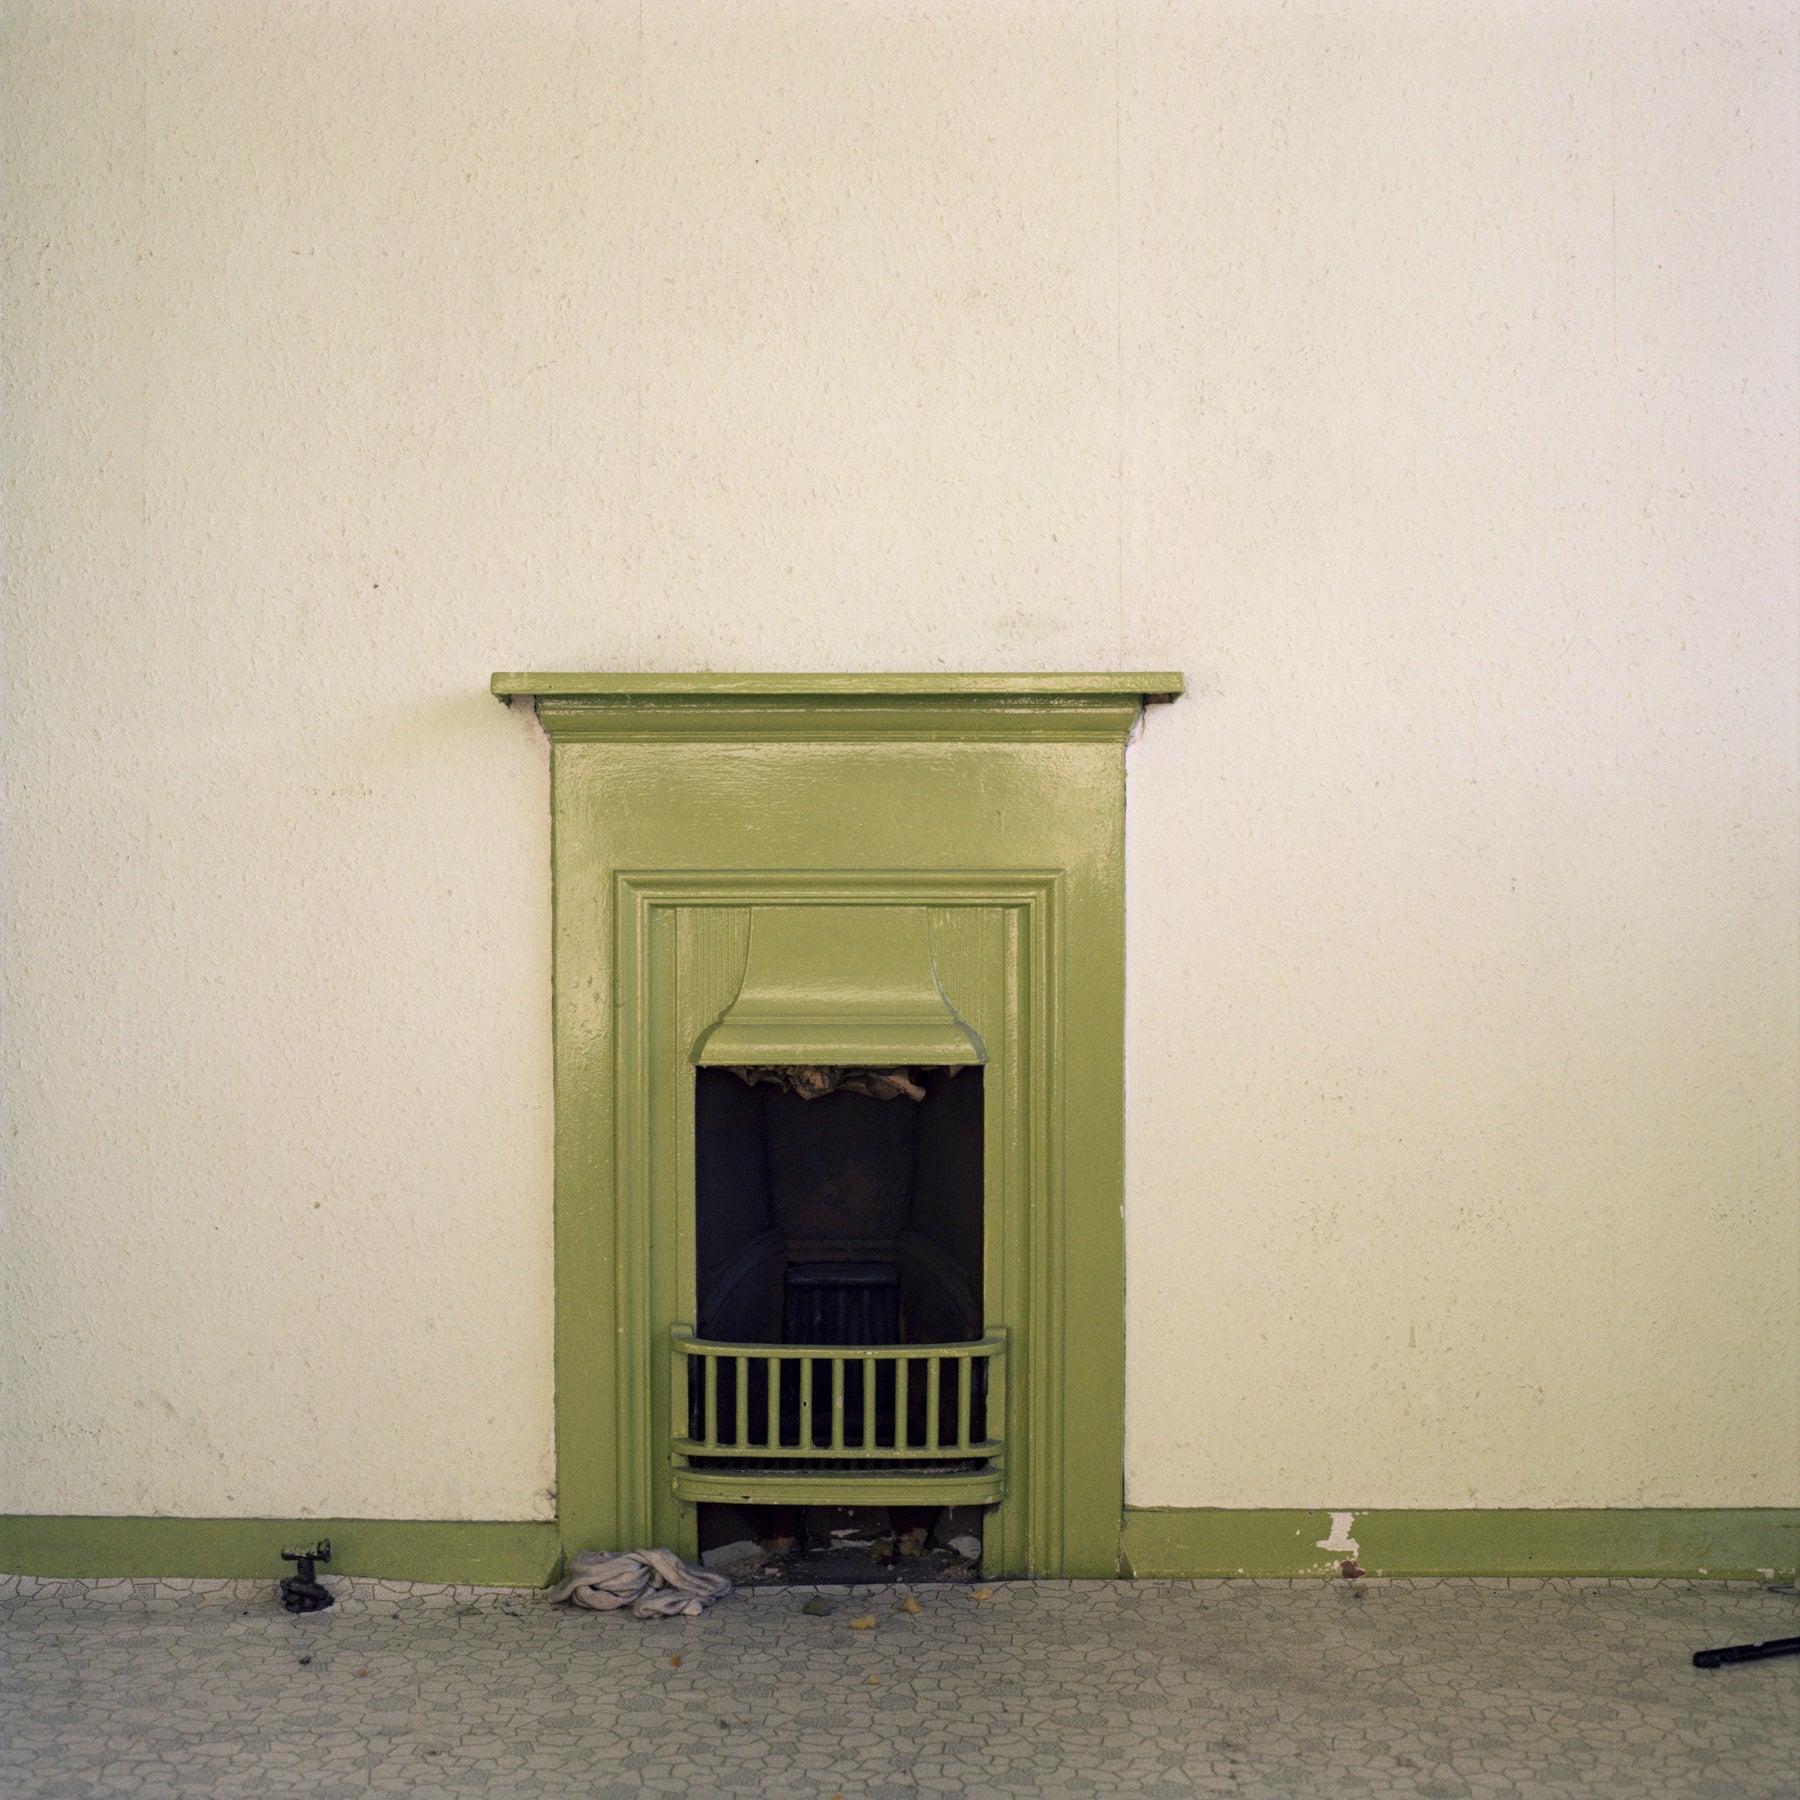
[489,672,1186,744]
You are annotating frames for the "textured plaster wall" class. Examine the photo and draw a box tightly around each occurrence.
[3,1,1795,1519]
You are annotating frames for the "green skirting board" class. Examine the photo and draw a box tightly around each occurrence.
[0,1518,561,1587]
[5,1512,1794,1584]
[1119,1510,1800,1580]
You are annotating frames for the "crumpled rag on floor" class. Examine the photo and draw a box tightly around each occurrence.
[547,1549,733,1618]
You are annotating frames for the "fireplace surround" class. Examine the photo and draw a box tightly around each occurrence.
[493,673,1181,1577]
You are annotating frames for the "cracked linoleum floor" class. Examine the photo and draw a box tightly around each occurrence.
[2,1575,1796,1798]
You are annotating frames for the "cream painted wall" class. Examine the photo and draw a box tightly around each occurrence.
[3,1,1794,1519]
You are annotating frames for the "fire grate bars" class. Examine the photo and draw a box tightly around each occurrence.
[669,1327,1008,1507]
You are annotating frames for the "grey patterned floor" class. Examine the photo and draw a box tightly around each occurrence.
[3,1574,1796,1798]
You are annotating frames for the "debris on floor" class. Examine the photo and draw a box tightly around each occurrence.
[1692,1632,1800,1668]
[278,1541,334,1614]
[700,1538,763,1573]
[547,1549,732,1619]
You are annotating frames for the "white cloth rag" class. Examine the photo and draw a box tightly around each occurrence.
[547,1549,733,1619]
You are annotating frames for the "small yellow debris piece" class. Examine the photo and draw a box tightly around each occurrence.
[896,1596,922,1615]
[669,1655,681,1667]
[868,1675,880,1685]
[971,1587,993,1601]
[849,1613,876,1630]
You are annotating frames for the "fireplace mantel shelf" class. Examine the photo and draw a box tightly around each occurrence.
[492,671,1183,700]
[491,671,1184,743]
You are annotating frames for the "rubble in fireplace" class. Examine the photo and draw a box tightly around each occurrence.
[698,1504,985,1585]
[727,1065,933,1102]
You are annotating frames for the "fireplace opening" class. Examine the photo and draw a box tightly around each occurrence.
[691,1063,988,1579]
[695,1064,983,1347]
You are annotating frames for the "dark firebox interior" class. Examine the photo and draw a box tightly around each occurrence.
[694,1066,983,1347]
[693,1065,985,1575]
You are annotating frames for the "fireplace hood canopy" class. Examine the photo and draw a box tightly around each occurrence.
[692,903,983,1068]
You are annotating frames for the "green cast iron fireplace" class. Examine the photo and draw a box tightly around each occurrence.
[491,672,1182,1578]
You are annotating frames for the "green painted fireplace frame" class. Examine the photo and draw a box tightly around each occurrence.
[491,672,1183,1579]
